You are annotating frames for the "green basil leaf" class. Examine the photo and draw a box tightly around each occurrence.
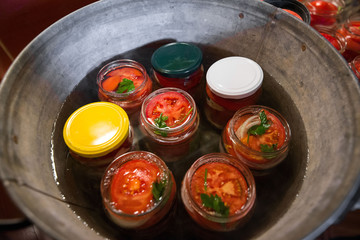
[260,143,278,153]
[152,178,167,202]
[116,78,135,93]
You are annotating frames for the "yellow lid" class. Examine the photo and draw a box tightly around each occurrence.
[63,102,129,158]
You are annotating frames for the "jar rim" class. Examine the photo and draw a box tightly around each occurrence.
[140,87,198,136]
[101,151,173,218]
[97,59,149,98]
[228,105,291,158]
[206,57,263,99]
[183,152,256,223]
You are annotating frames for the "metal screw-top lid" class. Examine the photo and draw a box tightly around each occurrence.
[151,42,203,78]
[63,102,129,158]
[206,56,263,99]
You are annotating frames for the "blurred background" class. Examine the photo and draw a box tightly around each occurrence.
[0,0,359,239]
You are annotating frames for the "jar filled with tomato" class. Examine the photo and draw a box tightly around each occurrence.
[181,153,256,232]
[139,87,199,144]
[139,87,200,162]
[305,0,345,30]
[151,42,204,97]
[63,102,133,167]
[337,14,360,62]
[97,59,153,116]
[221,105,291,170]
[317,26,347,53]
[101,151,176,229]
[204,56,263,129]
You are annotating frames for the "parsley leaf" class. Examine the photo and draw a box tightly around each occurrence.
[200,193,230,217]
[154,113,169,137]
[116,78,135,93]
[260,143,278,153]
[247,110,271,139]
[201,168,229,217]
[152,178,167,202]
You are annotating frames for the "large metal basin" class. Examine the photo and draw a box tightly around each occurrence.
[0,0,360,239]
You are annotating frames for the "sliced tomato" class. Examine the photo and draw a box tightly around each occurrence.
[237,110,286,152]
[101,67,145,92]
[101,75,122,92]
[190,162,248,215]
[110,159,160,214]
[145,91,192,127]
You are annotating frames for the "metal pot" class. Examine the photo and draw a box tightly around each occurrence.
[0,0,359,239]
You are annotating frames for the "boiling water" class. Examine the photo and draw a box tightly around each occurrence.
[51,41,308,239]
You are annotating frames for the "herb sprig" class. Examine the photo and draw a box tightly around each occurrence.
[247,110,271,138]
[116,78,135,93]
[200,168,229,217]
[260,143,278,153]
[154,113,169,137]
[201,193,230,217]
[152,178,167,202]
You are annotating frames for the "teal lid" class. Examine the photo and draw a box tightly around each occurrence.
[151,42,203,78]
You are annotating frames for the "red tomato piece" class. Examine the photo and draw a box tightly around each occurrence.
[145,91,192,127]
[101,75,122,92]
[101,67,145,92]
[320,32,341,50]
[190,162,248,216]
[110,159,161,214]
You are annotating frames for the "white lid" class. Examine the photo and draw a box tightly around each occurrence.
[206,56,263,99]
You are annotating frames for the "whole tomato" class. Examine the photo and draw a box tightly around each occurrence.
[306,0,339,27]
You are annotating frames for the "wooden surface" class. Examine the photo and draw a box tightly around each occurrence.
[0,0,359,239]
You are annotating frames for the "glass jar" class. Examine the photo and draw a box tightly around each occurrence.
[337,14,360,62]
[151,42,204,93]
[316,26,347,54]
[349,55,360,80]
[204,56,263,129]
[139,87,199,145]
[139,87,200,162]
[63,102,133,167]
[305,0,345,30]
[101,151,176,229]
[181,153,256,232]
[221,105,291,170]
[97,59,153,116]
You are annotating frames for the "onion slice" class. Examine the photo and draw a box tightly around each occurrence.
[235,115,261,140]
